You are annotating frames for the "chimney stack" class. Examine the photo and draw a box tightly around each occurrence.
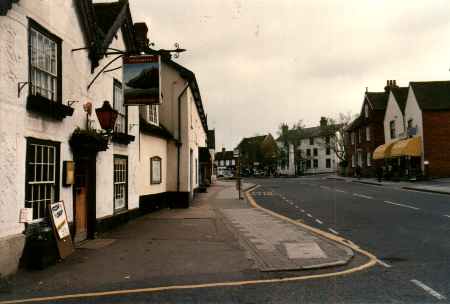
[133,22,149,51]
[384,79,398,92]
[320,117,327,127]
[222,147,226,153]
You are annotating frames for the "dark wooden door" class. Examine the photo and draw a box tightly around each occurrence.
[74,160,89,243]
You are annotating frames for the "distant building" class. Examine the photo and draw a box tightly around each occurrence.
[238,134,279,174]
[215,148,236,176]
[277,118,338,175]
[346,82,392,177]
[375,80,450,178]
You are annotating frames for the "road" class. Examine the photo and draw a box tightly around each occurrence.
[249,176,450,303]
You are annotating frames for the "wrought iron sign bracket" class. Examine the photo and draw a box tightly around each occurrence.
[17,82,29,98]
[85,43,186,91]
[67,100,79,107]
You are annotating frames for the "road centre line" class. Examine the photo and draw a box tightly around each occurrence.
[315,219,323,225]
[307,213,313,218]
[376,260,392,268]
[328,228,339,235]
[410,279,447,300]
[444,215,450,218]
[383,200,420,210]
[353,193,373,199]
[335,189,347,193]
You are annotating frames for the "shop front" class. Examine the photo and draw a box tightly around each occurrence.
[373,137,422,180]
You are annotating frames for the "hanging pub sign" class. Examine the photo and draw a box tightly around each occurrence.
[123,55,161,105]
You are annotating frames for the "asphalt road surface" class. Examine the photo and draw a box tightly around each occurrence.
[3,176,449,304]
[246,176,450,303]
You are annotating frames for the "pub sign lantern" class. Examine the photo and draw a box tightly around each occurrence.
[123,55,161,105]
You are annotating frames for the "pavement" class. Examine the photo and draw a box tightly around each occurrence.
[327,174,450,194]
[0,180,357,303]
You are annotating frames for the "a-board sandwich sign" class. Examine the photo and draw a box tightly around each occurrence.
[123,55,161,105]
[49,201,74,259]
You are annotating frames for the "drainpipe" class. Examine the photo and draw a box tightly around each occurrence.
[177,82,190,192]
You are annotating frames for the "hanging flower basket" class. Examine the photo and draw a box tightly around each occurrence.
[69,128,108,153]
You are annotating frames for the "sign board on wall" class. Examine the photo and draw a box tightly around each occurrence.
[19,208,33,223]
[123,55,161,105]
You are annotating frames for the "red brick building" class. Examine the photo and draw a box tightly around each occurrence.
[345,88,390,177]
[405,81,450,177]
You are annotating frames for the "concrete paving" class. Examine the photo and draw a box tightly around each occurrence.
[220,208,352,271]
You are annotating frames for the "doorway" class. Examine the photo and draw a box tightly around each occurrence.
[73,158,95,243]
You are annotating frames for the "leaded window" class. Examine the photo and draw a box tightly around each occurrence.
[29,24,59,102]
[25,139,59,220]
[114,156,128,211]
[148,104,159,125]
[113,79,127,134]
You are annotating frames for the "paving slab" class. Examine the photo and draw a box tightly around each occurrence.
[219,208,353,272]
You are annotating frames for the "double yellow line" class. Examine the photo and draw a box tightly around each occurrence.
[0,185,378,304]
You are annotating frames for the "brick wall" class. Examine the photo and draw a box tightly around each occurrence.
[345,110,385,177]
[423,111,450,177]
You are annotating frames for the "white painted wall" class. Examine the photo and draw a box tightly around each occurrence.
[383,91,405,143]
[136,134,167,196]
[298,136,337,174]
[0,1,140,237]
[404,87,424,169]
[159,62,207,193]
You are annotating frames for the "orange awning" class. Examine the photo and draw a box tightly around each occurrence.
[390,136,422,157]
[372,141,398,160]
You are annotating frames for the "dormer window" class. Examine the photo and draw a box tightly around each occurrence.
[364,104,369,118]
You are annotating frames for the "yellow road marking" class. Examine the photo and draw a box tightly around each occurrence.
[0,185,378,304]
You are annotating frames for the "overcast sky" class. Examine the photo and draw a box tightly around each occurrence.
[130,0,450,150]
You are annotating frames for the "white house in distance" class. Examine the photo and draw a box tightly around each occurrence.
[0,1,210,278]
[276,117,338,175]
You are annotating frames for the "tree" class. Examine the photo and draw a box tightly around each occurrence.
[318,112,355,165]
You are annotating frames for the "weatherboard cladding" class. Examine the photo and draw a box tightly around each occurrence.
[410,81,450,111]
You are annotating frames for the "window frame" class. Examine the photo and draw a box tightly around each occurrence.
[326,147,331,155]
[313,148,318,157]
[28,18,62,104]
[326,158,331,168]
[366,126,370,141]
[25,137,60,221]
[309,137,314,145]
[147,104,159,125]
[113,155,128,212]
[390,120,396,139]
[150,156,162,185]
[113,78,128,134]
[313,159,319,168]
